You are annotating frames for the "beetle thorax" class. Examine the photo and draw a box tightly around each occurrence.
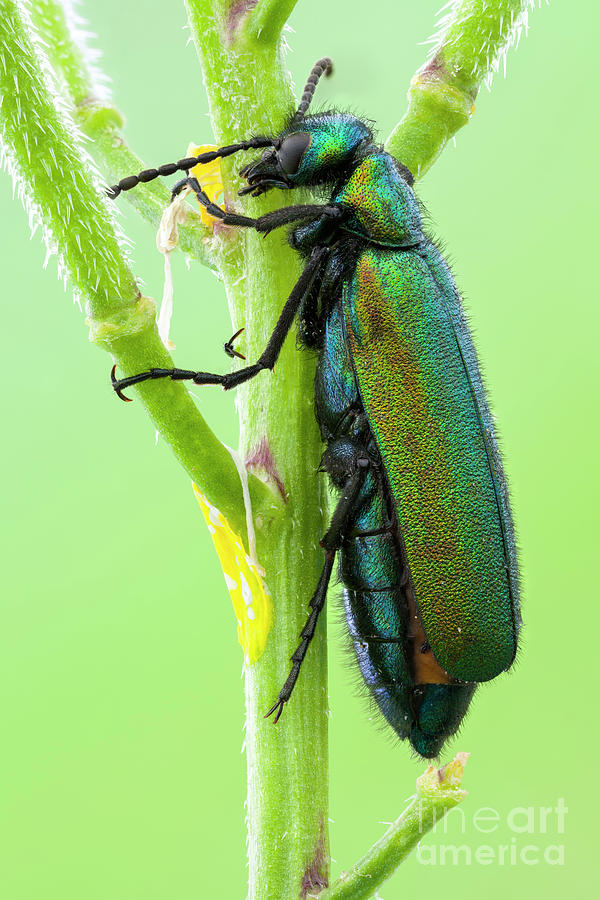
[334,152,423,248]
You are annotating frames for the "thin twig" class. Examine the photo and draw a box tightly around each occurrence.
[316,755,469,900]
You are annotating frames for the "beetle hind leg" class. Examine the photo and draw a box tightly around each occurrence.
[265,549,336,723]
[266,443,371,722]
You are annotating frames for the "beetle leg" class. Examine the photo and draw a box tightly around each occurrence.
[265,458,369,722]
[264,550,336,724]
[111,245,329,401]
[183,176,343,233]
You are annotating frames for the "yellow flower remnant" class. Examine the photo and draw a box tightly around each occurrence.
[186,143,224,229]
[193,484,273,665]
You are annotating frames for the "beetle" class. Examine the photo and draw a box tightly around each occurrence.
[108,58,520,758]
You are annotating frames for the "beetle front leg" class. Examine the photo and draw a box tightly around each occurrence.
[111,245,329,401]
[181,177,343,233]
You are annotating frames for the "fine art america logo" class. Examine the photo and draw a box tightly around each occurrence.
[416,799,567,866]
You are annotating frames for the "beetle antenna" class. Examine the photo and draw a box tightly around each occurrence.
[106,137,274,199]
[293,57,333,123]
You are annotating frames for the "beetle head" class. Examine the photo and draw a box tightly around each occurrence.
[239,114,373,197]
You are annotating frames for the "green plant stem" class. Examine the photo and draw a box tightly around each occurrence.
[0,1,132,316]
[0,0,267,538]
[28,0,214,267]
[184,3,328,898]
[317,755,469,900]
[386,0,533,179]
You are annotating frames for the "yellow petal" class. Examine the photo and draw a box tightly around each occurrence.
[186,143,224,229]
[193,484,273,665]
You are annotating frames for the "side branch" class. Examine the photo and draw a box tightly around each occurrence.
[243,0,301,45]
[29,0,214,267]
[386,0,536,179]
[317,754,469,900]
[0,0,268,536]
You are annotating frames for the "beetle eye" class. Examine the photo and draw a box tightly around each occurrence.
[278,132,311,175]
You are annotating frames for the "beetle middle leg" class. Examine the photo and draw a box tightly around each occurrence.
[111,244,329,400]
[265,440,371,722]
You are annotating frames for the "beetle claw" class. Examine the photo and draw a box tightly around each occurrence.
[111,364,133,402]
[224,327,246,360]
[264,699,285,724]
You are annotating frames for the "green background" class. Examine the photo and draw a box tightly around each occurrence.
[1,1,597,897]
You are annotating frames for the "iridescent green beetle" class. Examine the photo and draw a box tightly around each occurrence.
[109,58,520,758]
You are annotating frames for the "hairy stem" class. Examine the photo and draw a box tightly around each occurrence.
[184,2,328,898]
[386,0,536,179]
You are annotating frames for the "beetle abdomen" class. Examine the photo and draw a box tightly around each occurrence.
[341,474,475,758]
